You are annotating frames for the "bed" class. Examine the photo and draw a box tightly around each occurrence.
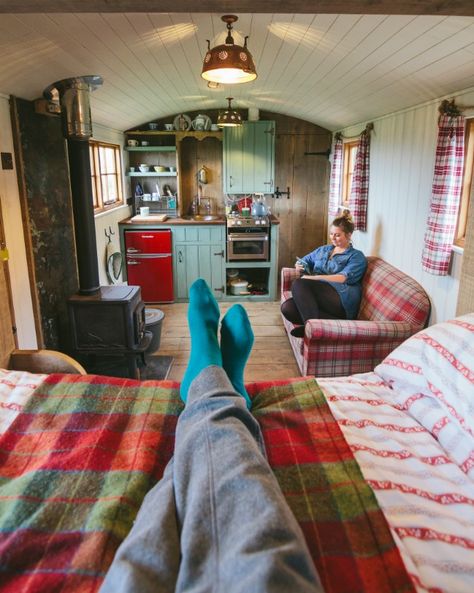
[0,314,473,593]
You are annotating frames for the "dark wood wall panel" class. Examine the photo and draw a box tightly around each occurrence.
[261,111,331,269]
[11,97,78,349]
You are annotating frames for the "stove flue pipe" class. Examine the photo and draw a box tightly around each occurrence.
[44,76,103,295]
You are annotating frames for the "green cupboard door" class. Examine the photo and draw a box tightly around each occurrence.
[252,121,275,193]
[223,125,244,193]
[223,122,275,194]
[174,243,225,300]
[174,243,188,300]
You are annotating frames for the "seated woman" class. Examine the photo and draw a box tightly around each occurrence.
[281,211,367,337]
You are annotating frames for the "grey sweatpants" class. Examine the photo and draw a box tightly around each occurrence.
[100,366,322,593]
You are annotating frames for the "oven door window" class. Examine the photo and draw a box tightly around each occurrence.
[232,239,265,256]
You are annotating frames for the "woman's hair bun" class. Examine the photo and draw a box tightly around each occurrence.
[340,208,353,221]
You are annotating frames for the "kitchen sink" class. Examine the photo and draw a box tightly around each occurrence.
[181,215,221,221]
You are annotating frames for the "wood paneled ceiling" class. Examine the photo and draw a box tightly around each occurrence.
[0,1,472,131]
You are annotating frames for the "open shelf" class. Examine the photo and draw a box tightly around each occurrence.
[128,172,177,177]
[225,266,270,297]
[125,146,176,152]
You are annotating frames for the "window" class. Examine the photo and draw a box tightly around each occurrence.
[455,119,474,248]
[341,140,358,206]
[89,140,124,212]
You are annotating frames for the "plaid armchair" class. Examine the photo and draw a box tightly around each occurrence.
[280,256,431,377]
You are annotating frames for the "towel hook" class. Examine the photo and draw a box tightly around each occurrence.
[104,226,115,243]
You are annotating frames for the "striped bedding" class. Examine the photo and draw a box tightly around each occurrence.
[320,313,474,593]
[320,373,474,593]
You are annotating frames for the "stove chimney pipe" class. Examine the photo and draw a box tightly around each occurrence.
[44,75,103,295]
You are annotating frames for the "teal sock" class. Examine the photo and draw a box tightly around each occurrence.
[220,304,254,409]
[180,279,222,402]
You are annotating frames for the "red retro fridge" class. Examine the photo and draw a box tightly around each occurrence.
[124,229,173,302]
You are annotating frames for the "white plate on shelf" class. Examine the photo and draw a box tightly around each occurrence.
[192,114,212,131]
[173,114,192,131]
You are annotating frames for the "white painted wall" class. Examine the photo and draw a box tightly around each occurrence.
[340,87,474,324]
[91,123,132,286]
[0,94,37,348]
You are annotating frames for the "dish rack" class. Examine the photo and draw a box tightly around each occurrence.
[134,196,177,218]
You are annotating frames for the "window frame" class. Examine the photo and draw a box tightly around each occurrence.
[89,140,124,213]
[341,139,358,208]
[454,119,474,249]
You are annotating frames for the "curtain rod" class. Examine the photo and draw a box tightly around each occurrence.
[335,122,373,141]
[439,99,474,116]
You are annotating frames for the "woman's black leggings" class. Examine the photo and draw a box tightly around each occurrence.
[281,278,346,325]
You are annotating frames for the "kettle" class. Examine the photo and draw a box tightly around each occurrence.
[251,194,268,217]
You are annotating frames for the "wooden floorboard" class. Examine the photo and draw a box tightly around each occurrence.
[154,301,301,382]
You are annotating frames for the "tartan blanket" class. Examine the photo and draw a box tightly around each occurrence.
[0,373,414,593]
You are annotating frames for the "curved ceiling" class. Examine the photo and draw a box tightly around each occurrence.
[0,8,473,131]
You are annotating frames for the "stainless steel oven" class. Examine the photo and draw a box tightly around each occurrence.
[226,216,270,261]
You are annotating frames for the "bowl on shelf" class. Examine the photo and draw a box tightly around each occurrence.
[138,164,150,172]
[154,165,169,173]
[148,122,158,130]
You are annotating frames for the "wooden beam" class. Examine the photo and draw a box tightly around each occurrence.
[0,1,473,16]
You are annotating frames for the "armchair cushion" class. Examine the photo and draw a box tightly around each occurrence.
[281,257,431,377]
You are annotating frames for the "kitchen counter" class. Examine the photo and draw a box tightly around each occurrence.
[119,214,280,226]
[120,216,225,226]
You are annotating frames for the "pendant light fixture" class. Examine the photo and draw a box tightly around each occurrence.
[217,97,242,127]
[202,15,257,85]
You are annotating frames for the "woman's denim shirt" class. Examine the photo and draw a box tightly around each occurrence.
[300,244,368,319]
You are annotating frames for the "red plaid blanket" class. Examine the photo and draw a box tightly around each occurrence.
[0,374,414,593]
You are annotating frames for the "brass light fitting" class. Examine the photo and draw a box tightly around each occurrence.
[217,97,242,127]
[202,15,257,85]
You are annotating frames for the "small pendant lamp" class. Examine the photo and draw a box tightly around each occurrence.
[202,15,257,85]
[217,97,242,127]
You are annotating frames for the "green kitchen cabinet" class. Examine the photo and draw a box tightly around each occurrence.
[173,225,225,300]
[223,121,275,194]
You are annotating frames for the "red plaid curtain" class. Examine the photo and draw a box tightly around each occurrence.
[422,114,465,275]
[328,134,343,217]
[349,128,371,231]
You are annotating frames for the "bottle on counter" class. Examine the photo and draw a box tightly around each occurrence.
[134,182,144,198]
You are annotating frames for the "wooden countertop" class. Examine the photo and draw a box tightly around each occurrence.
[119,216,225,226]
[120,214,280,226]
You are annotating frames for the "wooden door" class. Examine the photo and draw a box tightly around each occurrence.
[0,201,16,368]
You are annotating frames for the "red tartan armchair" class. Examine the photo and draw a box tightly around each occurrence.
[280,256,431,377]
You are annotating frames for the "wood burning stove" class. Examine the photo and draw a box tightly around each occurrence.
[45,76,150,377]
[68,286,146,351]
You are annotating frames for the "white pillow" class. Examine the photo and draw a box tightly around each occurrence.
[374,314,474,476]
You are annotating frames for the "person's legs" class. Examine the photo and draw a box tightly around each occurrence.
[220,304,254,408]
[99,460,181,593]
[102,279,322,593]
[280,297,302,324]
[180,278,222,401]
[174,365,322,593]
[285,278,346,337]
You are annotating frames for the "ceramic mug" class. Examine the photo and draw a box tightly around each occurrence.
[141,141,149,146]
[140,206,150,216]
[142,193,152,201]
[127,139,139,146]
[164,123,173,131]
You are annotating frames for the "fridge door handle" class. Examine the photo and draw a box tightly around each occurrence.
[127,253,171,259]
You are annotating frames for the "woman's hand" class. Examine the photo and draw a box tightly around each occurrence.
[295,262,305,274]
